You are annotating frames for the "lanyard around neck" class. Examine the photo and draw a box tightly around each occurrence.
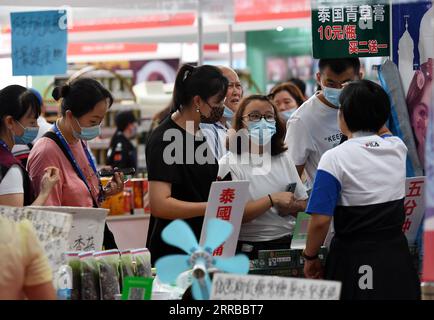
[53,122,103,204]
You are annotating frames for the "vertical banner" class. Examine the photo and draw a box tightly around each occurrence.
[424,51,434,282]
[199,181,249,257]
[403,177,426,244]
[311,0,390,58]
[11,10,68,76]
[392,1,432,169]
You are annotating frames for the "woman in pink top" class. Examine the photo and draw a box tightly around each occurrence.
[27,78,124,249]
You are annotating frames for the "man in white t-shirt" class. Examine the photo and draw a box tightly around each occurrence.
[285,58,362,189]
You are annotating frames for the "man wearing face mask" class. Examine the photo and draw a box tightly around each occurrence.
[284,58,361,190]
[107,111,138,172]
[200,66,243,160]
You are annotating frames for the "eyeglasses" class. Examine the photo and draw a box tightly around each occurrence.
[242,112,276,123]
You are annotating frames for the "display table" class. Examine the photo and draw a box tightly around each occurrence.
[107,213,150,251]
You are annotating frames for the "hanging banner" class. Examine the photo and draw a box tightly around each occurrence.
[199,181,250,257]
[11,10,68,76]
[311,0,390,58]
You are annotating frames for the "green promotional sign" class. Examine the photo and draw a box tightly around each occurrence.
[312,0,390,58]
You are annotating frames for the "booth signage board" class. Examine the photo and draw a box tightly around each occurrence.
[311,1,390,58]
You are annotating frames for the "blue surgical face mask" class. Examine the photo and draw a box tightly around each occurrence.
[73,118,101,141]
[223,106,234,119]
[280,109,296,122]
[14,121,39,145]
[247,118,276,146]
[322,86,343,107]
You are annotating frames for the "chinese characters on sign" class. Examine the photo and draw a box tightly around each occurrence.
[11,10,67,75]
[199,181,250,257]
[0,206,72,274]
[210,273,341,300]
[312,2,390,58]
[402,177,425,244]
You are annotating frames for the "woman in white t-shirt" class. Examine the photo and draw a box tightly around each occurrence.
[0,85,59,207]
[218,95,308,259]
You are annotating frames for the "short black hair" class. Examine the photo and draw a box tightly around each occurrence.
[319,58,360,75]
[52,77,113,118]
[339,80,390,133]
[0,85,41,129]
[172,64,228,111]
[288,78,306,96]
[115,110,137,131]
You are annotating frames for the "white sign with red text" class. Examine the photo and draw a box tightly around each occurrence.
[403,176,425,244]
[199,181,250,257]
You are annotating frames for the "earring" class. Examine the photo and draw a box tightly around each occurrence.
[196,106,200,113]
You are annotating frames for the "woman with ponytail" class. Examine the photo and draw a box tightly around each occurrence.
[0,85,60,207]
[27,78,123,249]
[145,64,228,263]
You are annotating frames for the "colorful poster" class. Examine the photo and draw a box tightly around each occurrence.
[392,1,433,168]
[11,10,67,76]
[199,181,250,257]
[311,0,390,58]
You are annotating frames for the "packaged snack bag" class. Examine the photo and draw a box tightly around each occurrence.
[94,250,121,300]
[79,251,100,300]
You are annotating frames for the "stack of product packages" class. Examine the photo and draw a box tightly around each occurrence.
[65,248,152,300]
[249,247,328,278]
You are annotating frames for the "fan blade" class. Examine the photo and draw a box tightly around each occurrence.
[203,218,233,253]
[155,254,191,284]
[213,254,250,275]
[191,272,212,300]
[161,219,199,254]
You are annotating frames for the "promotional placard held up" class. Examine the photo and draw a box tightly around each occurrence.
[311,0,390,58]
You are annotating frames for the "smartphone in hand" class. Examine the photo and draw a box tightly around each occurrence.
[286,183,297,193]
[98,167,136,177]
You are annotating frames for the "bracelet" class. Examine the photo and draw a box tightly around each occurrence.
[268,194,274,207]
[302,249,319,261]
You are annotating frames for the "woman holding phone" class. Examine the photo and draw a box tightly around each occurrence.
[27,78,124,249]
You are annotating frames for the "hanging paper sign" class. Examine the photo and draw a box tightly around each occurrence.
[311,0,390,58]
[199,181,250,257]
[402,177,425,244]
[11,10,67,75]
[210,273,341,300]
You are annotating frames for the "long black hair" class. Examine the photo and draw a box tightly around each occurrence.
[0,85,41,131]
[52,78,113,118]
[172,64,228,112]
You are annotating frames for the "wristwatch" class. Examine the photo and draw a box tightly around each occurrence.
[302,250,319,261]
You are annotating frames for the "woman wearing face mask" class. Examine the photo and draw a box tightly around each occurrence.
[217,95,308,259]
[0,85,60,207]
[27,78,124,249]
[146,64,228,264]
[269,82,306,123]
